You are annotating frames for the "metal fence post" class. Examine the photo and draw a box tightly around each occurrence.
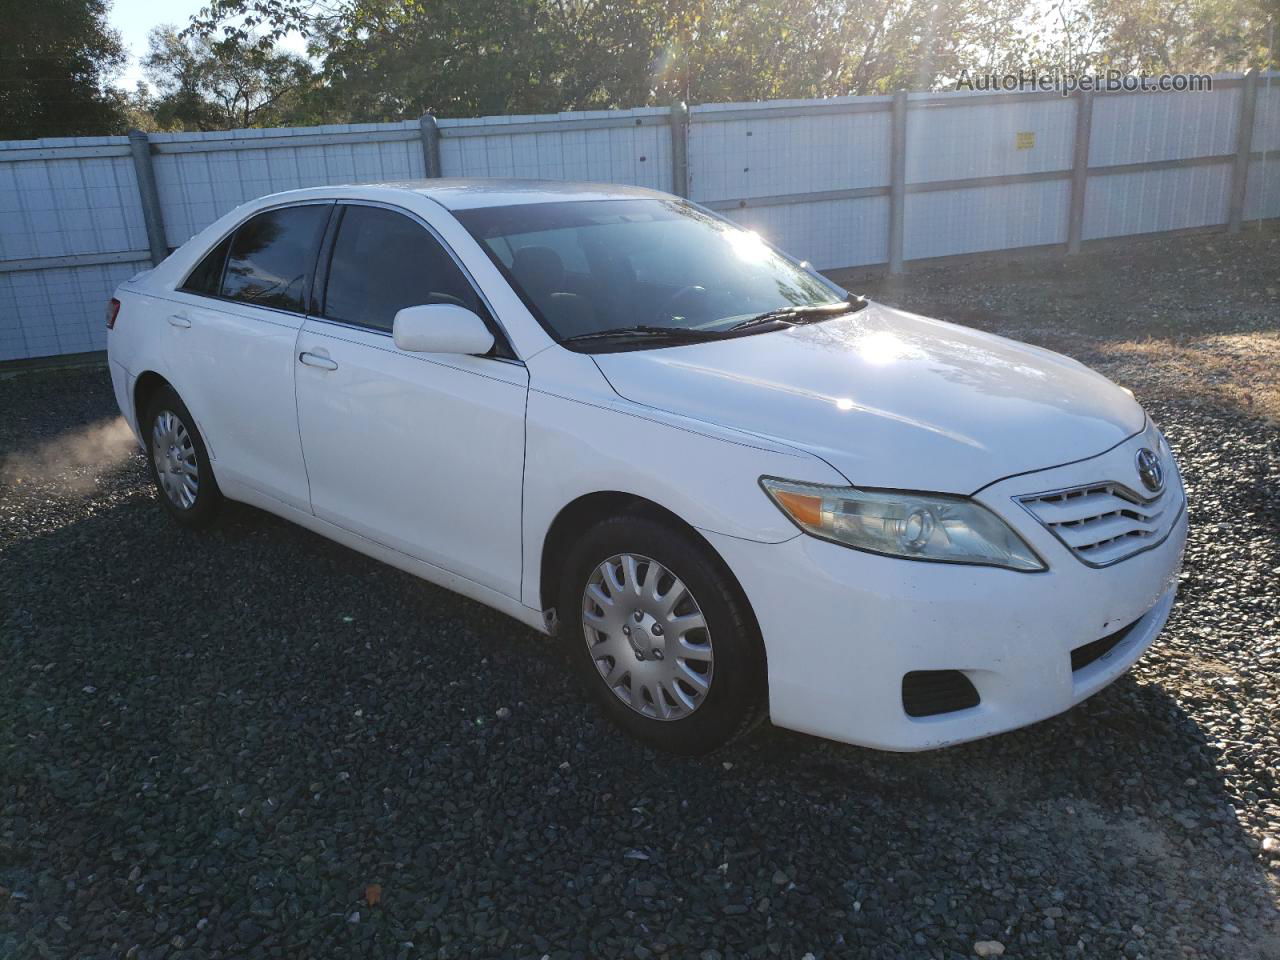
[128,129,168,265]
[1228,69,1259,233]
[419,113,442,178]
[887,91,907,274]
[670,101,690,197]
[1067,90,1094,254]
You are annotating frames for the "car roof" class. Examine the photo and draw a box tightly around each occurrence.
[349,178,671,210]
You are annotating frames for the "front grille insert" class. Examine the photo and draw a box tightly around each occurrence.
[902,670,980,718]
[1018,481,1179,567]
[1070,618,1140,672]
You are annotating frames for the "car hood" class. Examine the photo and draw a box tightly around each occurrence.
[590,302,1146,493]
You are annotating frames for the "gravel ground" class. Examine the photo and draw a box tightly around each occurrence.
[3,229,1279,959]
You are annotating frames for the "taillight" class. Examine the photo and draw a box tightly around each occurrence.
[106,298,121,330]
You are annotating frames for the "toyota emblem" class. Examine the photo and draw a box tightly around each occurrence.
[1135,447,1164,493]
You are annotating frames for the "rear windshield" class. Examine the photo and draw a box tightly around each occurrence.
[454,199,843,343]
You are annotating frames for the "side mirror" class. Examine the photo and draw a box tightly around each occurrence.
[392,304,495,355]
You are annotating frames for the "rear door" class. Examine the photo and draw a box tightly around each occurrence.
[293,202,528,599]
[163,202,331,511]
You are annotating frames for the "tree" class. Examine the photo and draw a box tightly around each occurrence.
[1091,0,1278,72]
[192,0,1041,119]
[1023,0,1277,75]
[0,0,126,140]
[142,26,317,130]
[185,0,1278,124]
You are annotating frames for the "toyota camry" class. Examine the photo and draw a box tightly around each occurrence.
[106,179,1186,753]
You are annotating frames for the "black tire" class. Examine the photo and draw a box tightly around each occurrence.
[558,514,767,754]
[141,384,222,528]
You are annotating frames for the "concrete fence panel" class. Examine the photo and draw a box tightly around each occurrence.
[728,195,891,271]
[905,179,1072,261]
[1085,162,1235,240]
[905,94,1076,183]
[0,71,1276,362]
[688,98,893,202]
[1245,81,1280,220]
[438,108,674,192]
[150,121,425,247]
[1089,87,1241,166]
[0,137,151,359]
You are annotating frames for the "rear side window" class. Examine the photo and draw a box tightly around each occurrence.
[181,235,232,295]
[322,205,485,332]
[220,205,329,312]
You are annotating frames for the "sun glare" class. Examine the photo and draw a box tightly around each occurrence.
[724,228,770,264]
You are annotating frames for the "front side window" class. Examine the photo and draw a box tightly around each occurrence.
[321,205,486,333]
[220,205,330,312]
[455,199,849,348]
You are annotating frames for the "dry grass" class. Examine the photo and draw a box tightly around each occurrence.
[1100,332,1280,422]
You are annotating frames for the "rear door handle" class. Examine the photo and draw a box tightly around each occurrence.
[298,351,338,371]
[167,314,191,328]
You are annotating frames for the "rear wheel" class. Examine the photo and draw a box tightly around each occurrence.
[142,385,221,528]
[559,515,766,754]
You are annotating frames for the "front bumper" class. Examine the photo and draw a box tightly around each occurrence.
[705,430,1187,750]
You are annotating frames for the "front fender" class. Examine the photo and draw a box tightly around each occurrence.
[520,372,847,609]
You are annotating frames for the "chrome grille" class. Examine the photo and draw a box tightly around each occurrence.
[1018,481,1181,567]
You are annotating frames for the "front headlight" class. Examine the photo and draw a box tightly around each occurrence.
[760,478,1045,571]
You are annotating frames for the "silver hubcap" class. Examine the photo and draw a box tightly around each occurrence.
[581,553,713,721]
[151,410,199,509]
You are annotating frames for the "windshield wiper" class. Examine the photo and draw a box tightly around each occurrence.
[561,324,727,345]
[726,299,864,332]
[562,300,866,346]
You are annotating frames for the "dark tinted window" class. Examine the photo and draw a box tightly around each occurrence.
[181,235,232,295]
[322,205,484,332]
[220,205,329,311]
[456,199,842,342]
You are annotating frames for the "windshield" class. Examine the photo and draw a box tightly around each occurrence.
[454,199,848,348]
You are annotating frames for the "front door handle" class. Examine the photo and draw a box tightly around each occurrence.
[298,351,338,371]
[166,314,191,328]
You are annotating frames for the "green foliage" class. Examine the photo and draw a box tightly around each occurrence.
[140,26,317,131]
[195,0,1056,120]
[992,0,1277,75]
[4,0,1275,138]
[0,0,127,139]
[1086,0,1279,73]
[189,0,1276,126]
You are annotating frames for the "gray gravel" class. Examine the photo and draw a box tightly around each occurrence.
[3,230,1280,958]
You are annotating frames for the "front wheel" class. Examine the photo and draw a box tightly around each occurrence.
[142,385,222,528]
[559,515,767,754]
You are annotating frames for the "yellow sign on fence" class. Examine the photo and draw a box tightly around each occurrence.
[1015,131,1036,150]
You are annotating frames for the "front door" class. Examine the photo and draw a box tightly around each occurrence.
[293,203,528,599]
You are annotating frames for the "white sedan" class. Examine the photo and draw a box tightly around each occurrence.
[106,180,1186,753]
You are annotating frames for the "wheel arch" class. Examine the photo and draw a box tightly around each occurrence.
[132,370,172,433]
[132,372,216,463]
[537,491,762,647]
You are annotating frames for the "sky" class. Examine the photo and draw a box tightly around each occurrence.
[109,0,307,89]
